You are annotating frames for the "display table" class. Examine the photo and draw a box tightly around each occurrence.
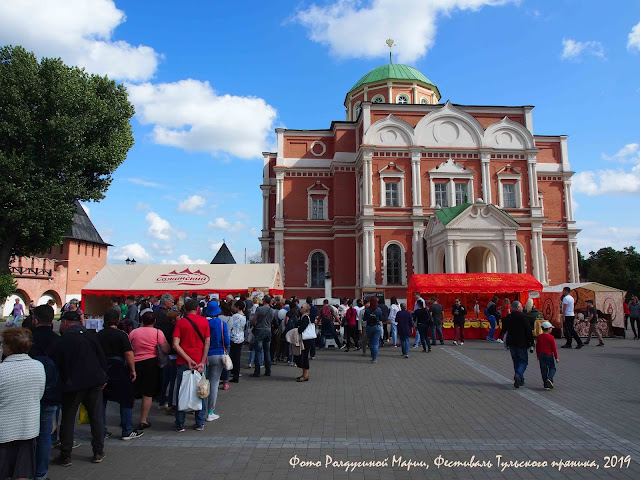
[435,321,502,340]
[85,318,104,331]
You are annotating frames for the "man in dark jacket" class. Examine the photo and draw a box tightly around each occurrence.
[504,301,534,389]
[54,311,109,466]
[29,305,61,480]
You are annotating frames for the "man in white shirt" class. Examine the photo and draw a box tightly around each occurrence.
[561,287,583,349]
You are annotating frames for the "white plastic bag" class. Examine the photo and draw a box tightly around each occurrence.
[178,369,203,411]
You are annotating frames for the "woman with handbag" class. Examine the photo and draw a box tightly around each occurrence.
[228,301,247,383]
[295,304,316,382]
[205,314,230,421]
[129,311,171,430]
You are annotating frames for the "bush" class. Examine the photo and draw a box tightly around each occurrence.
[0,272,17,305]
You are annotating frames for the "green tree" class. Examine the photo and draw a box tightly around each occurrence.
[0,272,17,306]
[579,246,640,298]
[0,45,134,272]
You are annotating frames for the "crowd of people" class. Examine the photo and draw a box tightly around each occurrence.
[0,287,625,479]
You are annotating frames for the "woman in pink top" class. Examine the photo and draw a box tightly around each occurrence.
[129,311,170,430]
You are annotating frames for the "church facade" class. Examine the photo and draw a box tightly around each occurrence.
[260,63,579,301]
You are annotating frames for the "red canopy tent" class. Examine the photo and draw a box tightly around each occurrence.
[406,273,543,340]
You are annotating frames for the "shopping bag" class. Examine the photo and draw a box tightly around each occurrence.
[178,369,203,411]
[221,354,233,371]
[77,404,90,424]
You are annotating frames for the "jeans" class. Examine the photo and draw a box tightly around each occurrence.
[248,348,264,366]
[174,364,206,429]
[431,324,444,345]
[35,404,57,479]
[416,324,430,350]
[538,353,556,386]
[453,322,464,342]
[631,317,640,338]
[230,343,242,381]
[413,329,421,347]
[167,359,177,407]
[365,325,381,361]
[320,322,342,348]
[51,406,60,442]
[400,335,410,355]
[254,329,271,375]
[487,315,496,340]
[60,386,104,456]
[510,347,529,384]
[563,316,583,346]
[391,322,397,345]
[102,400,133,437]
[206,355,224,413]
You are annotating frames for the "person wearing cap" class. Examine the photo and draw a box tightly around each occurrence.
[503,300,534,388]
[535,321,559,390]
[584,299,605,347]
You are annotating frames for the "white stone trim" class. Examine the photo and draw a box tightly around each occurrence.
[306,249,329,288]
[310,141,327,157]
[497,166,523,209]
[382,240,407,286]
[396,93,410,104]
[379,163,406,207]
[371,94,385,104]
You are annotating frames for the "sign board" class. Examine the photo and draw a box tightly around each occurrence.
[363,291,385,305]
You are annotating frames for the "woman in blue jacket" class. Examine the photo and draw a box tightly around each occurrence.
[206,316,229,422]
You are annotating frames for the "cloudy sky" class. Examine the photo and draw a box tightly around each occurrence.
[1,0,639,263]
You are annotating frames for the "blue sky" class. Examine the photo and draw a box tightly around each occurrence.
[2,0,639,264]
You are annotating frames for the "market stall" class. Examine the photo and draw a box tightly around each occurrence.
[406,273,543,340]
[81,263,284,315]
[540,282,625,338]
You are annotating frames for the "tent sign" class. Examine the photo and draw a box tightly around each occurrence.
[155,269,211,286]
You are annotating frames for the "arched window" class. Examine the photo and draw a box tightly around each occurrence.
[397,94,409,104]
[386,244,402,285]
[372,95,385,103]
[310,252,326,287]
[516,243,524,274]
[354,102,362,120]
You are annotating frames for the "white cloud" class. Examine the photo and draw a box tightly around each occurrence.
[110,243,153,262]
[127,178,162,188]
[561,38,605,60]
[294,0,515,63]
[126,79,277,159]
[177,195,206,213]
[210,241,224,252]
[161,254,208,265]
[628,21,640,51]
[577,223,640,253]
[151,242,174,255]
[208,217,246,232]
[0,0,160,81]
[574,143,640,195]
[145,212,186,241]
[135,201,152,211]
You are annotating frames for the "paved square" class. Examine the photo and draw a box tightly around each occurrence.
[47,336,640,479]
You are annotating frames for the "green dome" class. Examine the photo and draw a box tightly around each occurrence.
[348,64,440,100]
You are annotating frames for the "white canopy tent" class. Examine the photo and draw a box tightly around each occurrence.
[81,263,283,315]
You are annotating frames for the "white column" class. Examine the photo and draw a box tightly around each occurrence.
[536,231,547,285]
[275,172,284,220]
[468,178,474,203]
[387,83,392,103]
[412,230,420,275]
[530,233,540,281]
[363,152,373,206]
[527,155,539,207]
[418,236,424,274]
[261,187,269,231]
[411,152,422,207]
[481,153,491,203]
[510,240,518,273]
[429,178,436,207]
[504,240,513,273]
[448,179,455,207]
[568,240,578,283]
[452,240,459,273]
[564,180,574,221]
[369,230,376,285]
[445,240,454,273]
[362,232,370,285]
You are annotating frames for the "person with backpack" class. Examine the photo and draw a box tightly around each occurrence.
[413,298,432,352]
[319,299,345,350]
[584,299,605,346]
[344,300,359,351]
[29,305,62,480]
[364,296,383,363]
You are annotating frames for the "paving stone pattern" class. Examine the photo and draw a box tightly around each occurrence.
[47,336,640,479]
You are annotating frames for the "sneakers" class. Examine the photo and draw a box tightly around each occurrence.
[195,425,204,431]
[55,440,80,449]
[249,372,260,377]
[222,382,230,390]
[497,339,504,343]
[514,374,520,389]
[547,378,554,389]
[121,430,144,441]
[55,455,72,467]
[452,341,458,345]
[174,426,185,433]
[104,431,112,439]
[92,451,106,463]
[544,385,550,391]
[206,412,220,422]
[412,344,420,348]
[137,422,151,430]
[597,342,605,347]
[404,354,409,358]
[339,344,346,350]
[247,364,253,369]
[575,344,583,349]
[158,403,167,409]
[460,342,464,345]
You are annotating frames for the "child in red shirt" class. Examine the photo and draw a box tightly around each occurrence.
[536,321,559,390]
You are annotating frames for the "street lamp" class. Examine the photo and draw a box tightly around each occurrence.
[130,258,136,265]
[125,258,131,265]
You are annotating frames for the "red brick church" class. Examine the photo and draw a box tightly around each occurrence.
[260,62,579,301]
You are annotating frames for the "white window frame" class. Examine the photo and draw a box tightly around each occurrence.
[434,183,449,208]
[420,97,429,105]
[371,94,385,103]
[385,182,400,207]
[497,167,523,209]
[428,158,475,208]
[502,183,517,208]
[379,163,405,207]
[382,241,406,286]
[307,181,330,220]
[307,250,329,288]
[455,182,469,205]
[515,242,526,274]
[311,198,324,219]
[396,93,410,104]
